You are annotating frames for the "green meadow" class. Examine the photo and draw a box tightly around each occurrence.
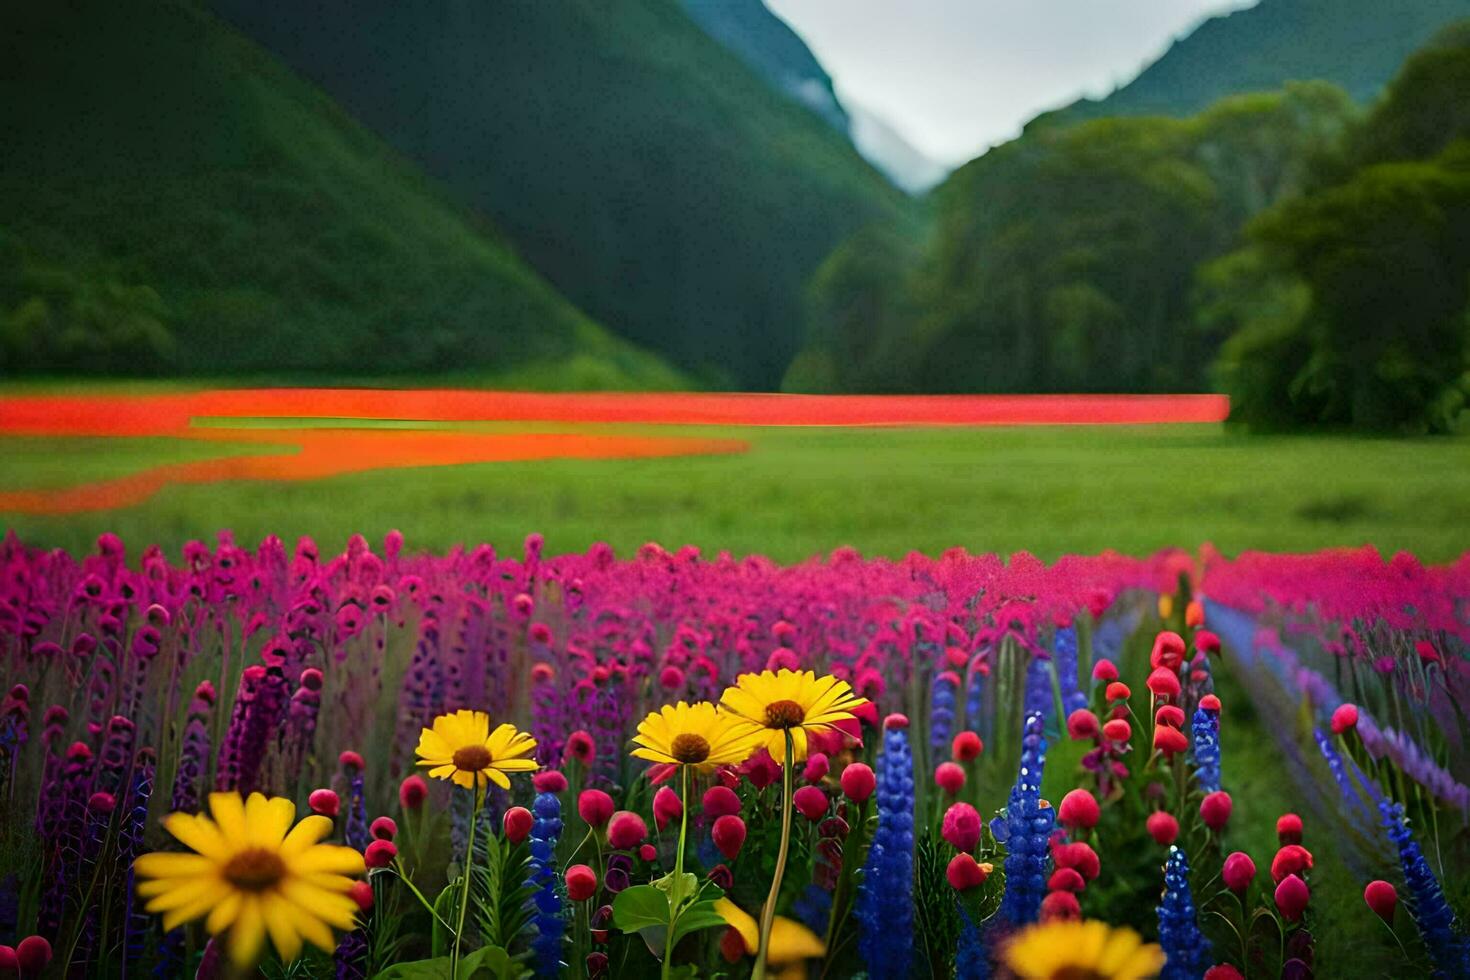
[4,422,1467,562]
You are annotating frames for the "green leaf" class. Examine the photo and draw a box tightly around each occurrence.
[612,884,671,933]
[670,900,730,945]
[652,870,699,908]
[371,945,514,979]
[430,884,458,958]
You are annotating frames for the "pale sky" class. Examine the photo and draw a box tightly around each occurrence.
[765,0,1258,165]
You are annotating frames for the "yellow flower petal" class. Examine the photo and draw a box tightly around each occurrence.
[229,896,266,966]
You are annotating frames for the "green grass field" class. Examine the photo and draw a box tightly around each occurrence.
[3,422,1468,561]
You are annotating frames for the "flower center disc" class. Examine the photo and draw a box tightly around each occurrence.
[670,733,711,764]
[453,744,492,771]
[223,848,287,893]
[764,699,805,729]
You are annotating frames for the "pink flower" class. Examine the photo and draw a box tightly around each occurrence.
[1276,813,1303,845]
[712,815,747,859]
[533,770,569,794]
[793,786,829,822]
[1200,791,1232,832]
[840,763,876,802]
[946,853,991,891]
[1364,880,1398,923]
[566,864,598,902]
[1146,667,1181,699]
[1058,789,1100,830]
[607,811,647,850]
[1274,874,1309,921]
[1066,709,1100,741]
[578,790,615,829]
[1092,659,1119,682]
[370,816,397,840]
[1040,890,1081,922]
[702,786,742,818]
[941,802,982,852]
[803,753,830,784]
[1330,703,1358,735]
[399,775,428,809]
[364,840,397,869]
[952,731,984,761]
[934,762,966,795]
[653,787,683,831]
[1222,851,1255,893]
[503,806,533,844]
[566,730,596,764]
[1146,811,1178,846]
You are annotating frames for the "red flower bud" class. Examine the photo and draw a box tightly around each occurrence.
[1092,659,1119,682]
[1151,631,1186,670]
[15,936,51,977]
[1146,667,1182,699]
[883,713,909,730]
[1276,813,1303,845]
[1331,703,1358,735]
[702,785,742,818]
[503,806,533,844]
[364,840,397,869]
[1185,601,1205,628]
[1155,705,1185,729]
[1058,789,1100,830]
[1271,844,1314,883]
[942,802,982,852]
[1223,851,1256,893]
[349,880,374,912]
[1103,719,1132,743]
[712,814,747,859]
[1051,841,1100,881]
[1364,880,1398,923]
[1153,725,1189,756]
[578,790,615,829]
[1275,874,1309,921]
[1205,967,1243,980]
[1047,867,1086,893]
[339,750,365,772]
[1066,709,1100,741]
[946,853,992,891]
[1200,791,1232,832]
[840,763,876,802]
[1105,682,1131,702]
[399,775,428,810]
[1199,693,1222,712]
[1146,811,1179,846]
[566,864,598,902]
[793,785,830,822]
[1041,890,1081,922]
[653,787,683,831]
[533,770,569,794]
[607,811,647,850]
[370,816,397,841]
[934,762,966,795]
[803,752,830,783]
[309,789,340,818]
[1195,631,1221,655]
[640,843,658,862]
[951,730,984,761]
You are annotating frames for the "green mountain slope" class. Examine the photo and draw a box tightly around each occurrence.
[1035,0,1470,129]
[793,84,1358,394]
[210,0,913,390]
[0,0,684,387]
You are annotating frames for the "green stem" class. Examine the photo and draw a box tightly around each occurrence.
[662,766,692,980]
[386,863,458,934]
[452,789,481,975]
[754,733,795,980]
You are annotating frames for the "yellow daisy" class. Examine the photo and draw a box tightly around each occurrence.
[718,669,866,762]
[415,709,537,793]
[133,792,365,965]
[1003,920,1165,980]
[631,701,762,772]
[715,898,825,978]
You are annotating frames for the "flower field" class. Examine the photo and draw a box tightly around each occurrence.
[0,532,1465,977]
